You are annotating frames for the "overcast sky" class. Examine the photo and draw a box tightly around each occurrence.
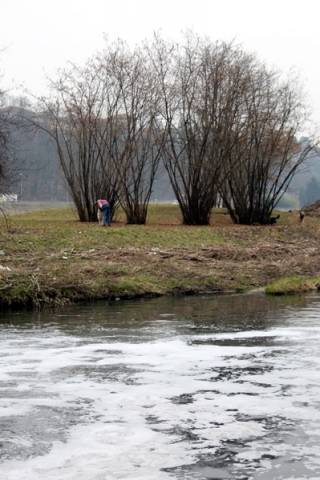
[1,0,320,128]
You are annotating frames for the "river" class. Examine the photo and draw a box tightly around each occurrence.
[0,293,320,479]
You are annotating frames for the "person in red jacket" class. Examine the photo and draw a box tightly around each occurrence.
[97,199,111,226]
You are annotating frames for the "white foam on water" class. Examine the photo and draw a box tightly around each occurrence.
[1,303,320,479]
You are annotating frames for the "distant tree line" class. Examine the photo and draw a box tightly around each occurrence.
[0,85,10,193]
[299,176,320,207]
[29,33,313,225]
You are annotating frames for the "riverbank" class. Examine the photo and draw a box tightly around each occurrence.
[0,205,320,309]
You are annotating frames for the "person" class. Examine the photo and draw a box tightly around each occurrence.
[97,198,111,226]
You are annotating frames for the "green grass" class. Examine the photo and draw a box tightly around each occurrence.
[265,275,320,295]
[1,206,227,254]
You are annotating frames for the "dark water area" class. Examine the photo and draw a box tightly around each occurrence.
[0,293,320,479]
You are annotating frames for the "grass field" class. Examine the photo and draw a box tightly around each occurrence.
[0,204,320,309]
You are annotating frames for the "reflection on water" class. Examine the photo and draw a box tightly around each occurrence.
[0,293,320,479]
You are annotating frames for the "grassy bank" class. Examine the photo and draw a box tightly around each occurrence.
[1,204,320,309]
[265,275,320,295]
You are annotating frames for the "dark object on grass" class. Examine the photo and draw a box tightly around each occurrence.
[299,210,305,223]
[269,214,280,225]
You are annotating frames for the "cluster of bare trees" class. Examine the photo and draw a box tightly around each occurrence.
[35,34,313,225]
[35,42,164,223]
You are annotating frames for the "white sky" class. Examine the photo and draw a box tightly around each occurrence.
[1,0,320,128]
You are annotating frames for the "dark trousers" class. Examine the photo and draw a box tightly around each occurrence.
[102,204,111,226]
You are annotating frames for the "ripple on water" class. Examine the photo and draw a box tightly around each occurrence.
[0,294,320,479]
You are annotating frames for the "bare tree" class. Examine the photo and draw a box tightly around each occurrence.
[150,34,248,225]
[33,42,162,224]
[32,61,120,222]
[0,88,10,192]
[219,64,313,224]
[23,35,313,227]
[97,42,164,224]
[0,78,15,230]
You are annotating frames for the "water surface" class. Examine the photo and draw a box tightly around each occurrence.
[0,293,320,479]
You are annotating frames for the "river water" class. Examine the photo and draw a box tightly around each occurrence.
[0,293,320,480]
